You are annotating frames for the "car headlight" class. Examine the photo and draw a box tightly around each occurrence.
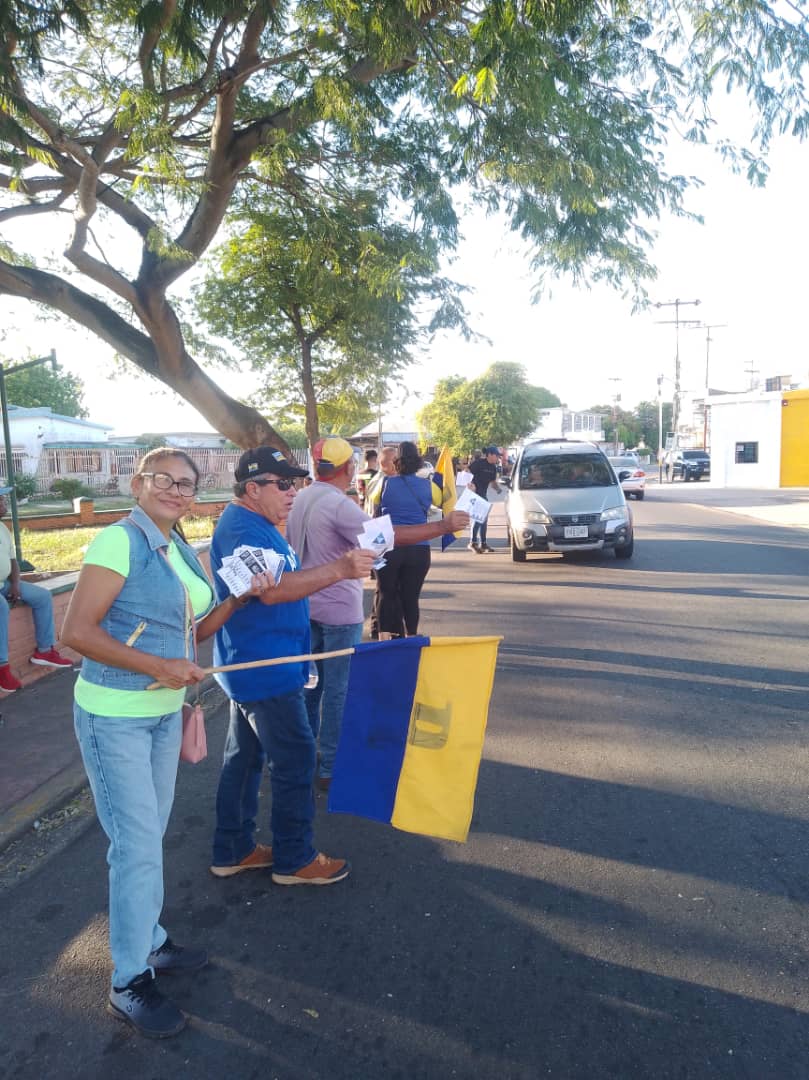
[525,510,552,524]
[600,506,628,522]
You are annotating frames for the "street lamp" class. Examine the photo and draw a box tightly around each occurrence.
[0,350,57,565]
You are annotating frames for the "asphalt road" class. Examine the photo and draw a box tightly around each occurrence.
[1,490,807,1079]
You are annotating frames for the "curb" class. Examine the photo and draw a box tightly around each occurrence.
[0,673,225,856]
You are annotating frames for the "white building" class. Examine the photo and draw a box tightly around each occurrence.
[709,388,809,488]
[522,407,606,443]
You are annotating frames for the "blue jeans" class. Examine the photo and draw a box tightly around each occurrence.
[212,690,317,875]
[471,514,488,546]
[305,620,363,779]
[0,579,57,662]
[73,703,181,988]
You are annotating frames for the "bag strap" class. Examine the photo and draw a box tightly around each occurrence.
[401,476,431,518]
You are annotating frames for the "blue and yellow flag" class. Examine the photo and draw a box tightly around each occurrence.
[329,636,500,842]
[432,444,460,550]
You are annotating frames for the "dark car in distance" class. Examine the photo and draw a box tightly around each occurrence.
[669,449,710,482]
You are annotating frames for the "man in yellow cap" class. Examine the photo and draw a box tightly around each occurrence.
[286,437,469,791]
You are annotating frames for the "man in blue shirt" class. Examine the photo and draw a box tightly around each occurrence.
[209,446,376,886]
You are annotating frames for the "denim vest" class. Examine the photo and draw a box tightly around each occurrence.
[79,504,213,693]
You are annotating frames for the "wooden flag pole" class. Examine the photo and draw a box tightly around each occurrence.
[147,647,356,690]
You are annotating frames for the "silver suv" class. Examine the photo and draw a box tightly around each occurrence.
[505,440,634,562]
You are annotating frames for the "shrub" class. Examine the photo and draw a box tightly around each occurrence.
[50,478,94,501]
[12,472,38,500]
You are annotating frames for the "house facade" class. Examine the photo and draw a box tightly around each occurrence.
[710,388,809,488]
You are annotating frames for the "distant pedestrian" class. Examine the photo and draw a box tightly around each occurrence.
[375,442,441,637]
[61,448,274,1039]
[0,486,74,692]
[468,446,501,553]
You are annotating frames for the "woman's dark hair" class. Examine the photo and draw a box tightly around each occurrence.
[395,441,422,476]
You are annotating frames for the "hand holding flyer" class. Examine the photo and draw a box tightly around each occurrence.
[454,486,492,524]
[357,514,394,569]
[217,545,286,597]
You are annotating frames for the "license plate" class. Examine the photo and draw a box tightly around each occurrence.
[564,525,588,539]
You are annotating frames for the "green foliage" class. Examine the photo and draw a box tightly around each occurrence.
[50,478,93,501]
[4,360,88,418]
[2,0,809,447]
[419,363,560,453]
[12,472,37,500]
[595,399,674,450]
[194,183,470,447]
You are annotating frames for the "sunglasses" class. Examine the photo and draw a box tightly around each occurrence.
[251,476,296,492]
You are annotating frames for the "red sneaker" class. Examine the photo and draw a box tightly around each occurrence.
[30,647,74,669]
[0,663,22,692]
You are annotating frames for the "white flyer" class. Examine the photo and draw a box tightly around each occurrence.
[217,545,286,597]
[358,514,395,569]
[454,486,492,523]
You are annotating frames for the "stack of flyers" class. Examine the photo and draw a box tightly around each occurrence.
[217,545,286,598]
[357,514,394,569]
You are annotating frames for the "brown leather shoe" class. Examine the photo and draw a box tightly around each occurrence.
[209,843,273,878]
[272,852,350,886]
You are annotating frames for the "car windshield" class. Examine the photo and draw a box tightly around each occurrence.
[519,452,616,490]
[682,450,708,459]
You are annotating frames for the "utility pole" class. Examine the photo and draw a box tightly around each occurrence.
[0,350,57,565]
[689,323,727,451]
[654,299,701,442]
[608,378,621,454]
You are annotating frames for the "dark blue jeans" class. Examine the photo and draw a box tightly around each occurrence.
[471,512,489,546]
[305,619,363,780]
[212,690,317,875]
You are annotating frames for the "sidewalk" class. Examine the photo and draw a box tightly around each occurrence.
[0,637,215,853]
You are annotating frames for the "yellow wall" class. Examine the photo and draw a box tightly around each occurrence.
[780,390,809,487]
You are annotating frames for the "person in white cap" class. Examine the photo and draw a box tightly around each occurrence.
[0,486,73,692]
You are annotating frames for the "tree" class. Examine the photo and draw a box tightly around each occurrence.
[4,357,87,417]
[419,363,560,453]
[594,398,673,450]
[1,2,808,447]
[194,184,468,451]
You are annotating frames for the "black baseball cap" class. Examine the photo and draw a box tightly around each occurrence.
[234,446,308,483]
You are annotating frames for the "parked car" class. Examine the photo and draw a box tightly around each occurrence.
[505,440,634,562]
[668,449,710,482]
[607,455,646,500]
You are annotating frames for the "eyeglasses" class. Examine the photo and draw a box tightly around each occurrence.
[251,476,296,492]
[140,472,198,497]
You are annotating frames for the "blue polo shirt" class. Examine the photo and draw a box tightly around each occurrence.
[211,503,309,703]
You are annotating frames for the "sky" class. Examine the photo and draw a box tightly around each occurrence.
[1,115,807,436]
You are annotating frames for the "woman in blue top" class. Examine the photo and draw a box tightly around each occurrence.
[376,442,440,637]
[61,448,274,1039]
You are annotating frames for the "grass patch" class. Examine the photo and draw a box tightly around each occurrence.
[18,514,216,573]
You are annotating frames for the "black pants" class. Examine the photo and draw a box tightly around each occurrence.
[376,545,431,637]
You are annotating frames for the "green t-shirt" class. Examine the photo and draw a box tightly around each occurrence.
[74,526,214,718]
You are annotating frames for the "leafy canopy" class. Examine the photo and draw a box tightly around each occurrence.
[1,1,808,445]
[419,362,561,453]
[4,357,88,417]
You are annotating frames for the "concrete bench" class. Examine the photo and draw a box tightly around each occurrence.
[8,573,81,689]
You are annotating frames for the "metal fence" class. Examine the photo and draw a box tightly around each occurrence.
[3,444,311,495]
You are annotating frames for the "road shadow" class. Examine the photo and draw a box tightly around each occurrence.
[1,733,807,1078]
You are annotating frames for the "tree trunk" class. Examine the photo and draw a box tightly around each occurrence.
[0,259,290,453]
